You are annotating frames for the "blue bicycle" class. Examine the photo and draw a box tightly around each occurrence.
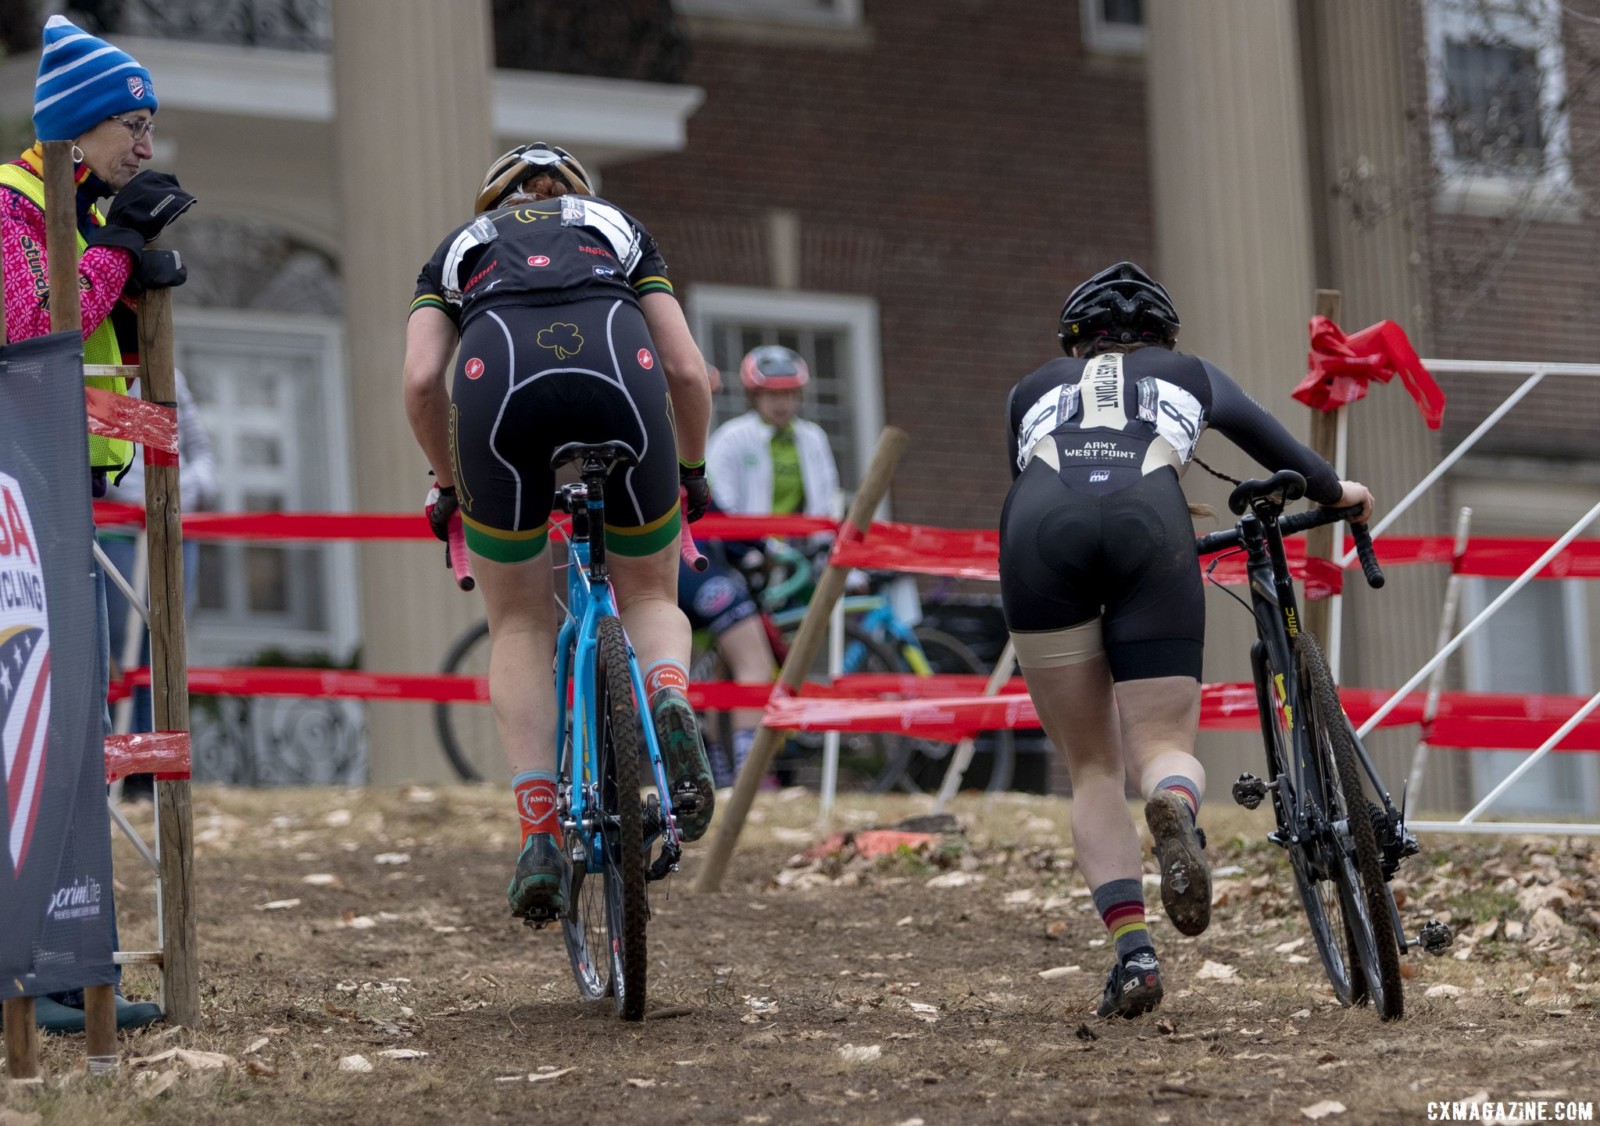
[545,442,693,1021]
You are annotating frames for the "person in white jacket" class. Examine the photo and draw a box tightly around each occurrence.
[705,345,839,519]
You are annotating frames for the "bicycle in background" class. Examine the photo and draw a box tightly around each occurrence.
[1196,470,1452,1020]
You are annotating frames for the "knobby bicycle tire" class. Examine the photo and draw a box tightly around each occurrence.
[908,626,1016,793]
[596,615,649,1020]
[776,618,910,792]
[434,619,493,783]
[1259,642,1360,1006]
[560,634,609,1004]
[1299,633,1404,1020]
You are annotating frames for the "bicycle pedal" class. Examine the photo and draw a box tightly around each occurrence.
[1417,918,1454,956]
[1232,773,1268,811]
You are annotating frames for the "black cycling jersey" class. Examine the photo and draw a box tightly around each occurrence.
[999,347,1341,682]
[411,194,672,331]
[1004,347,1341,504]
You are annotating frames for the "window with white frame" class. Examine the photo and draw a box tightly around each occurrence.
[673,0,862,30]
[686,287,883,509]
[1082,0,1144,55]
[1425,0,1571,210]
[173,311,360,666]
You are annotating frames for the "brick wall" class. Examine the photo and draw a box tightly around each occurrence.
[600,1,1154,532]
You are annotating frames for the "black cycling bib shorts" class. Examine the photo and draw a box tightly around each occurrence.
[449,296,680,563]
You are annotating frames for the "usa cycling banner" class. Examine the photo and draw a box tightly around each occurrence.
[0,331,118,1000]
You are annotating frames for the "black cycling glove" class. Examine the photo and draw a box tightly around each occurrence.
[679,461,710,523]
[125,248,187,293]
[425,483,458,542]
[89,171,197,249]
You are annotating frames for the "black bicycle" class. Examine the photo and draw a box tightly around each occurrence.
[1195,470,1452,1020]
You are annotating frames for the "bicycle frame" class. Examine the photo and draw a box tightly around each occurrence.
[553,468,682,885]
[1210,494,1416,952]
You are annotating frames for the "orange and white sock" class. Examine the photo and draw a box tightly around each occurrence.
[512,770,558,841]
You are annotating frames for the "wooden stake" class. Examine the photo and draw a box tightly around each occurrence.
[693,427,910,894]
[42,142,81,334]
[3,998,40,1081]
[1304,289,1342,643]
[138,286,199,1029]
[83,984,117,1075]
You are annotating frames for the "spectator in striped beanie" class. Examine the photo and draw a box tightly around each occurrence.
[32,15,159,162]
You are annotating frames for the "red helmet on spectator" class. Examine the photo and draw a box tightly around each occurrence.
[740,345,809,391]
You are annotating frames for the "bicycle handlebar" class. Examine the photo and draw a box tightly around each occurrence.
[446,510,475,591]
[679,489,708,573]
[1195,503,1385,590]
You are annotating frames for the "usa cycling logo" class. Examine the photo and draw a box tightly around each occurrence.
[0,472,50,876]
[637,349,654,370]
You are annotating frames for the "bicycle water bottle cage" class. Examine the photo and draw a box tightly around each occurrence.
[1227,470,1307,516]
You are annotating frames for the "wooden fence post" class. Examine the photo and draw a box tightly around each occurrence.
[43,139,120,1070]
[138,286,199,1028]
[1304,289,1342,644]
[693,427,909,894]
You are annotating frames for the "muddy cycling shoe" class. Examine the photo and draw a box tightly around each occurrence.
[1146,790,1212,937]
[654,694,715,842]
[508,832,567,922]
[1096,950,1164,1019]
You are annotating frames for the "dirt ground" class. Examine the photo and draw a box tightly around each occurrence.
[4,785,1599,1125]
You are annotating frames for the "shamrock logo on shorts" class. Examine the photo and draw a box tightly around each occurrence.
[536,322,584,361]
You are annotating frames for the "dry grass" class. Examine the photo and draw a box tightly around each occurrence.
[2,785,1598,1124]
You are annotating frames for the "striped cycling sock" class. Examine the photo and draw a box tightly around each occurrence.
[1155,775,1201,823]
[643,658,690,709]
[512,770,559,841]
[1092,877,1154,963]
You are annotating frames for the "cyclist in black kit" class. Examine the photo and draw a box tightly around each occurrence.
[402,144,717,922]
[1000,262,1373,1018]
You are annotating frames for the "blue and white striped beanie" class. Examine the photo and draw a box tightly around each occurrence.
[32,15,158,143]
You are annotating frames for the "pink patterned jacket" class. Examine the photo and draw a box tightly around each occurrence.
[1,145,134,345]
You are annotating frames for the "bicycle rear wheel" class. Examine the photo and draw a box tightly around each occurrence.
[434,620,495,783]
[1258,642,1361,1006]
[776,618,906,791]
[1299,633,1404,1020]
[908,626,1016,793]
[596,616,648,1020]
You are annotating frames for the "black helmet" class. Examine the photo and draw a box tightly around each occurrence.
[1058,261,1180,353]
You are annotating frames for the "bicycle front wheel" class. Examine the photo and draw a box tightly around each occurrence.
[1259,640,1360,1007]
[433,619,495,783]
[596,615,648,1020]
[1299,633,1404,1020]
[560,634,610,1004]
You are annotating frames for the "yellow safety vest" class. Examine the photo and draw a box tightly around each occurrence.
[0,162,134,476]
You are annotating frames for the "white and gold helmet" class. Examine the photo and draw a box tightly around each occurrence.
[475,143,593,213]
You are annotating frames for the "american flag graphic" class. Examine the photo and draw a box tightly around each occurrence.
[0,625,50,875]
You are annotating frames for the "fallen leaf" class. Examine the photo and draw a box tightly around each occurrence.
[838,1044,882,1063]
[924,871,984,889]
[378,1049,429,1061]
[374,853,411,866]
[1300,1100,1346,1119]
[1044,920,1069,941]
[244,1037,270,1055]
[257,899,301,911]
[302,874,341,888]
[528,1067,574,1084]
[246,1059,277,1078]
[137,1070,180,1099]
[1273,938,1306,954]
[1195,960,1240,982]
[322,809,353,827]
[626,1078,656,1088]
[1426,984,1464,998]
[1038,966,1081,980]
[338,1055,373,1073]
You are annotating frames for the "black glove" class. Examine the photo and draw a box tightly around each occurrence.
[125,248,187,294]
[679,461,710,523]
[94,171,197,246]
[425,484,458,541]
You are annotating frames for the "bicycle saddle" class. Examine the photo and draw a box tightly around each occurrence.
[549,440,640,473]
[1227,469,1306,516]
